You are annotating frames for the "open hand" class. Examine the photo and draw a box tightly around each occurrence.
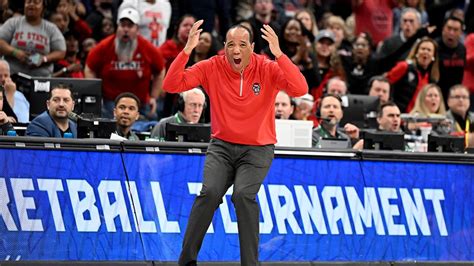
[261,24,283,59]
[183,20,204,55]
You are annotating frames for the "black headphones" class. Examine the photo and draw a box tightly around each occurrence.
[177,90,208,113]
[177,93,186,112]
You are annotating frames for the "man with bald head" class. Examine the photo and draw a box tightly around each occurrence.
[163,20,307,265]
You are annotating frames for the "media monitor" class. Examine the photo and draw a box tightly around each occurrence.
[340,94,380,129]
[428,134,465,153]
[12,74,102,119]
[165,123,211,143]
[76,116,117,139]
[362,130,405,151]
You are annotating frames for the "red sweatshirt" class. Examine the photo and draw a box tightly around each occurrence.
[163,51,308,145]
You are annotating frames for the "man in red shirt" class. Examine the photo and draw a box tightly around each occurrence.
[84,7,165,119]
[164,20,307,265]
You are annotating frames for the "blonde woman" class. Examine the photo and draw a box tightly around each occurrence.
[408,83,450,134]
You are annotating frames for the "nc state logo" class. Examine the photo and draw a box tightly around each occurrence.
[252,83,261,95]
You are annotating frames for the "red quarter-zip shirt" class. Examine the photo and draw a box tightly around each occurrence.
[163,51,308,145]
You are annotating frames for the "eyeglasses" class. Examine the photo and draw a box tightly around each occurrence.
[449,95,469,100]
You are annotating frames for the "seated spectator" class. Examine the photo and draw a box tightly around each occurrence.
[113,92,140,141]
[0,59,29,123]
[53,31,84,78]
[0,85,14,135]
[408,83,450,135]
[377,102,402,133]
[368,75,391,105]
[312,94,362,148]
[446,84,474,147]
[26,83,77,138]
[293,93,314,121]
[0,0,66,77]
[326,77,348,96]
[150,88,206,140]
[275,90,294,120]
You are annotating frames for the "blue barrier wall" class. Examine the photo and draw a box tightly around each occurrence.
[0,147,473,261]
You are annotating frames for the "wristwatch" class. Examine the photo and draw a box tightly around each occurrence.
[62,67,68,73]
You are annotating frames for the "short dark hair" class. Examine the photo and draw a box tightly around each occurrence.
[377,101,398,118]
[49,83,74,100]
[114,92,141,108]
[227,24,254,43]
[367,75,391,93]
[443,15,465,29]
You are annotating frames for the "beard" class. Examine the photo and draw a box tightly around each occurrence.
[115,36,137,62]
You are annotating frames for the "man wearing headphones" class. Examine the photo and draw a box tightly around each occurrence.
[312,94,363,149]
[150,87,206,140]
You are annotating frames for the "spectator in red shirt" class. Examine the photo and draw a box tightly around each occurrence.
[85,7,165,119]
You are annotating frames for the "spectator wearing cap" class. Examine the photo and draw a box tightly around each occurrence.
[311,29,346,103]
[85,6,165,119]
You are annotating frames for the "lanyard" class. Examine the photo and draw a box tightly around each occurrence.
[174,113,182,123]
[466,118,470,148]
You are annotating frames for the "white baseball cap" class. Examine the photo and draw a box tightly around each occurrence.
[118,7,140,24]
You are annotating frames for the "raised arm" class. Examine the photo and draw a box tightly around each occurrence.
[261,24,308,97]
[162,20,207,93]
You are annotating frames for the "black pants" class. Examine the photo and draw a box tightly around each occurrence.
[178,138,275,266]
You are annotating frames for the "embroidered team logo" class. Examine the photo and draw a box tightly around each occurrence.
[252,83,261,95]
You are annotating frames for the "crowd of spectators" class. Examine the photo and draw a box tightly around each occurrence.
[0,0,473,151]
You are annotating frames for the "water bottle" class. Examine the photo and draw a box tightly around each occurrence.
[63,132,73,138]
[6,130,17,136]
